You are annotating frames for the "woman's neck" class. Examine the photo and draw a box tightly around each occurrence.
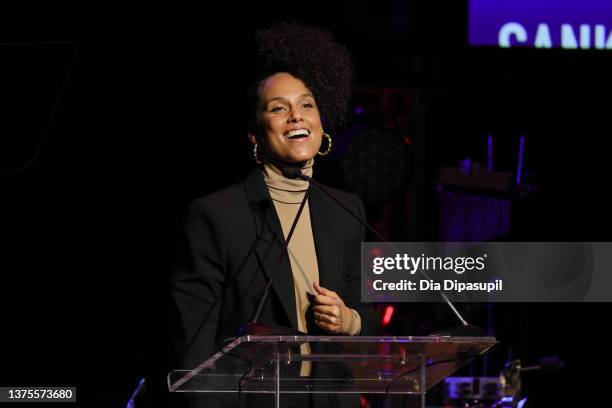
[262,157,314,202]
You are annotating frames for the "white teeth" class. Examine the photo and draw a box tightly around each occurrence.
[285,129,310,138]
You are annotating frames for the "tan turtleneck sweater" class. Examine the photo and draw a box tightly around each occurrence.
[262,159,361,375]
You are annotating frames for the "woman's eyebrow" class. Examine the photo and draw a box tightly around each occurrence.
[265,93,314,105]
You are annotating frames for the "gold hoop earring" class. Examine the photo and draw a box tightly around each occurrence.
[253,143,262,164]
[317,132,332,156]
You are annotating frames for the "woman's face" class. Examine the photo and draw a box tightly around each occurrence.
[253,72,323,163]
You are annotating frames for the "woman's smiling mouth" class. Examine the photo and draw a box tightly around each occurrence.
[284,128,310,140]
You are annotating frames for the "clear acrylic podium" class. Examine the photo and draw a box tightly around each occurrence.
[168,335,497,407]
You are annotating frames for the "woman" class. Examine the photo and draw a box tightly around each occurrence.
[169,22,380,407]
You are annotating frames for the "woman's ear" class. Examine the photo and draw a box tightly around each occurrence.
[248,133,257,145]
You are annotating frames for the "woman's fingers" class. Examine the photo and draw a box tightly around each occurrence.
[313,282,326,295]
[314,310,338,325]
[314,305,340,317]
[313,293,337,306]
[314,306,341,325]
[313,312,341,333]
[313,282,338,299]
[312,282,349,334]
[313,283,342,307]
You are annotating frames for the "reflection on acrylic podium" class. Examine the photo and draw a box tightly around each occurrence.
[168,335,497,408]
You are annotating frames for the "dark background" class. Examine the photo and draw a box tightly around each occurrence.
[1,2,611,407]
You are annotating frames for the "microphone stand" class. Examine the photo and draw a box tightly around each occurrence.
[287,169,485,337]
[237,185,310,337]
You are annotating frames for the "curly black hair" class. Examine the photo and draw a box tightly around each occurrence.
[247,22,354,138]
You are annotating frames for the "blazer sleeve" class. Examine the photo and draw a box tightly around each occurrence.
[169,199,226,370]
[343,194,380,336]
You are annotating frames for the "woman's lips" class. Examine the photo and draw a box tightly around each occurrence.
[284,128,310,140]
[286,135,310,142]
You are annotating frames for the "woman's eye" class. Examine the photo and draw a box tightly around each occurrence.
[303,103,314,109]
[270,106,284,112]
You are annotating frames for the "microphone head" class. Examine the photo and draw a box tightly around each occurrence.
[281,166,302,179]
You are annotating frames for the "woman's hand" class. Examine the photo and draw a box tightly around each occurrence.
[312,282,356,334]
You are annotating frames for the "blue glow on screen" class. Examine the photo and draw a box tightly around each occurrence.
[469,0,612,49]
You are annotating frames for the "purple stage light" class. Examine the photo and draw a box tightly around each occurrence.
[516,135,525,185]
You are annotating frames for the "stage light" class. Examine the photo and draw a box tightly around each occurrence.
[382,305,394,327]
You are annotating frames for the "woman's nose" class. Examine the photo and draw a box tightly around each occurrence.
[288,108,303,122]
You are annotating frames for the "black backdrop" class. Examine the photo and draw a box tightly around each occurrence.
[2,2,611,407]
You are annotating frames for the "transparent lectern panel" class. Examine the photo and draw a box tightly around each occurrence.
[168,335,496,396]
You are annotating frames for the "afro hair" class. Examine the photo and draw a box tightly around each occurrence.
[247,22,354,137]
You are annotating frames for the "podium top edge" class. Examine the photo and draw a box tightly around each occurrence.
[238,335,497,343]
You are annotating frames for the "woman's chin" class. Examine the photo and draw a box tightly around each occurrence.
[284,152,316,163]
[293,156,315,164]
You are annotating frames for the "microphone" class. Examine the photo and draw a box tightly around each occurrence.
[281,166,302,180]
[284,168,486,337]
[237,167,310,336]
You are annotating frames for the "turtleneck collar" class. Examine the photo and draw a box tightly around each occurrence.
[262,158,314,204]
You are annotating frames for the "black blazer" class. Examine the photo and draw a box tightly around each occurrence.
[169,168,380,404]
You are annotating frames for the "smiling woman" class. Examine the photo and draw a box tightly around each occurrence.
[250,72,324,163]
[169,22,379,408]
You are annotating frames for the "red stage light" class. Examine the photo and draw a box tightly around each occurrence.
[382,305,394,326]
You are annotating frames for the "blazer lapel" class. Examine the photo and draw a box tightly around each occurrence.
[243,169,298,331]
[308,185,345,294]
